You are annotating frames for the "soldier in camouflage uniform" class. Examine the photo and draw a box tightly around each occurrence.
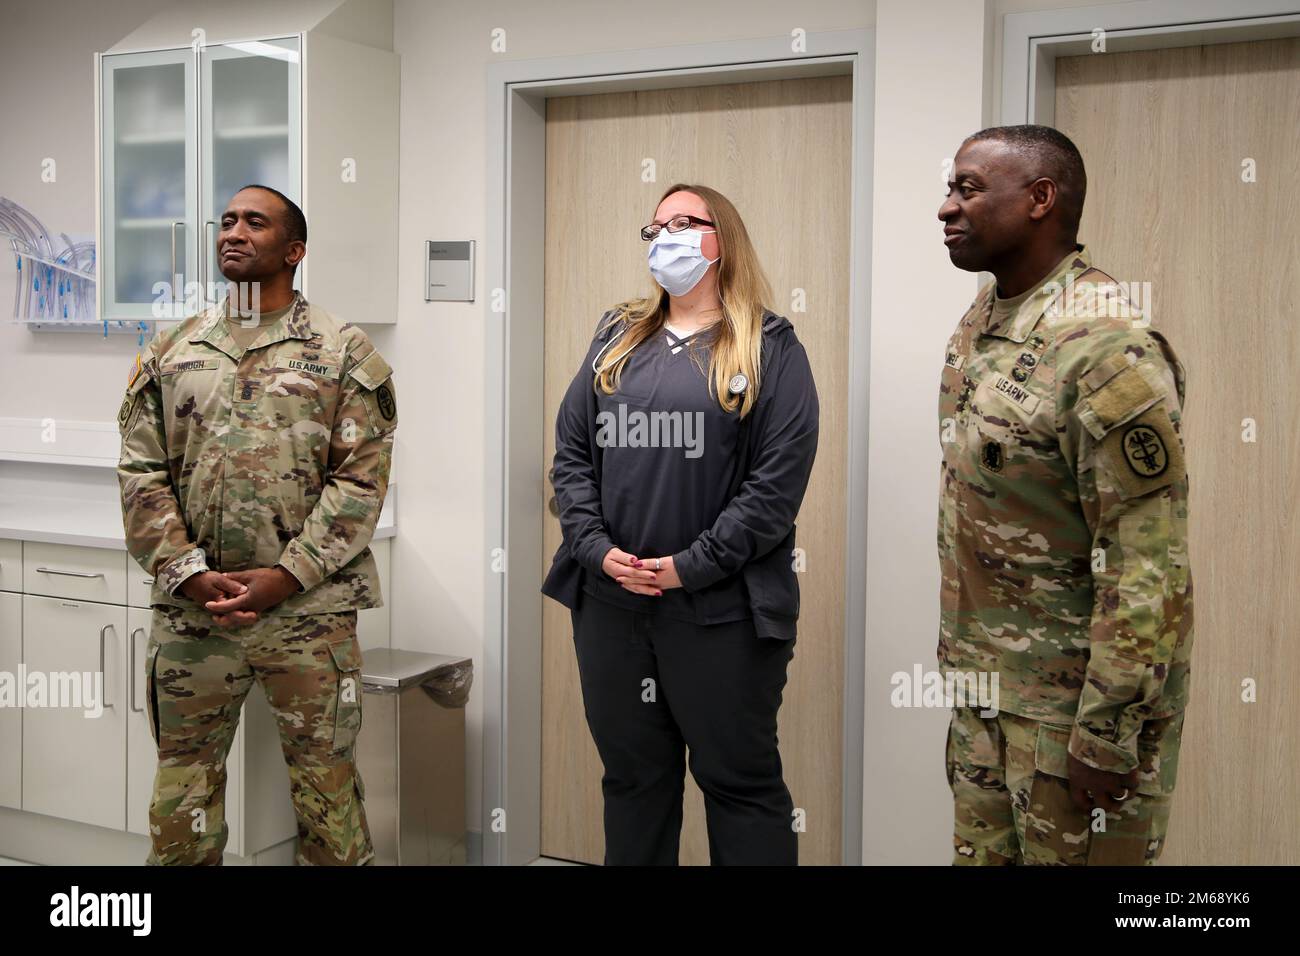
[936,127,1192,865]
[116,185,397,865]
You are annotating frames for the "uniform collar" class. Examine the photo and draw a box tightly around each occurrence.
[979,245,1092,343]
[188,291,312,358]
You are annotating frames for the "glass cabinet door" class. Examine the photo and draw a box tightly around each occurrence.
[100,48,196,321]
[200,37,301,305]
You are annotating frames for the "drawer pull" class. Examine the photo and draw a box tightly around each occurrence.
[36,567,104,580]
[99,624,115,710]
[129,627,145,714]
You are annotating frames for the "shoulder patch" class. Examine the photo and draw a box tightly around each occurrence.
[127,353,143,387]
[1078,361,1161,441]
[346,349,393,391]
[375,382,396,422]
[1098,401,1185,498]
[118,362,152,431]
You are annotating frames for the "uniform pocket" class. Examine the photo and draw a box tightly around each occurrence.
[1025,723,1092,865]
[948,707,1003,772]
[1032,721,1167,866]
[326,635,364,755]
[144,640,162,748]
[1032,722,1072,780]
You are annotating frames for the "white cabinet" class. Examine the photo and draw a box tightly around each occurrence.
[199,38,301,302]
[0,538,23,592]
[0,538,19,811]
[125,606,155,837]
[126,569,156,609]
[23,541,127,605]
[21,595,127,831]
[0,592,20,810]
[98,47,197,322]
[97,30,398,325]
[2,534,391,862]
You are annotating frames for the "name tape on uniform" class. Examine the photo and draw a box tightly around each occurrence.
[282,359,340,378]
[160,359,221,375]
[986,374,1041,415]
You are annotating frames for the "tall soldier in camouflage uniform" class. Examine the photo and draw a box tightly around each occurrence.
[936,127,1192,865]
[117,185,397,865]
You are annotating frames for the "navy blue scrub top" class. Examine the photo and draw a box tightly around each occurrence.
[582,324,751,624]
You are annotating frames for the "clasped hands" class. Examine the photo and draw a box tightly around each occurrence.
[601,547,680,596]
[179,567,301,626]
[1067,752,1140,814]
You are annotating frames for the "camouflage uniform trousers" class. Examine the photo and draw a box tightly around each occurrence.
[143,605,373,865]
[945,707,1185,865]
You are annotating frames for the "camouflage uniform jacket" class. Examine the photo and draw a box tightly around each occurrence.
[937,246,1193,773]
[116,292,397,616]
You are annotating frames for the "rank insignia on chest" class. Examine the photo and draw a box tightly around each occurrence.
[234,378,261,404]
[980,439,1004,473]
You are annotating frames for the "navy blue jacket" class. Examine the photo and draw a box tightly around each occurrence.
[541,307,819,640]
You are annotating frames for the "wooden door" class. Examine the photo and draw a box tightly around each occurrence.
[1056,36,1300,864]
[540,76,852,865]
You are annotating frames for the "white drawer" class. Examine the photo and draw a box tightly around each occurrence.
[127,567,156,608]
[0,539,21,593]
[23,541,127,605]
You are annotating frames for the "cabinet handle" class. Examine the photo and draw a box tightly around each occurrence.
[129,627,145,714]
[35,567,103,579]
[99,624,114,710]
[170,220,184,303]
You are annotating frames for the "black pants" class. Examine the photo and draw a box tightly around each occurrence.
[570,589,797,865]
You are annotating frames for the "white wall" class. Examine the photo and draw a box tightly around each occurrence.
[0,0,174,420]
[864,0,987,866]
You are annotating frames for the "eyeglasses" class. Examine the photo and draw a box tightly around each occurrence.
[640,215,715,241]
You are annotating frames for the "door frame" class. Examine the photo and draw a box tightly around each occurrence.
[1001,0,1300,124]
[483,29,875,866]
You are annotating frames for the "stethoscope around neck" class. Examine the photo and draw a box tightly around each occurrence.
[591,322,748,396]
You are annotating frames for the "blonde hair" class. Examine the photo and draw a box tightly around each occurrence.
[594,183,773,417]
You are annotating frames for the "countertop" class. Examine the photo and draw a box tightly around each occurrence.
[0,490,396,550]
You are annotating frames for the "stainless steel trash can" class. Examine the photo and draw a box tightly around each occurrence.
[355,648,472,866]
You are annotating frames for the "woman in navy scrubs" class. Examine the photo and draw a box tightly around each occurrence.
[542,183,819,865]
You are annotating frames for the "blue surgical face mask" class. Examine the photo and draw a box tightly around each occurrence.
[647,227,719,296]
